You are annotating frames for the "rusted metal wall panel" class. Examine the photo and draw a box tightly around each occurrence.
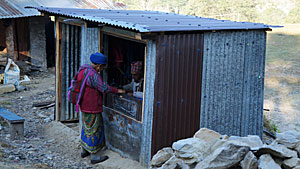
[0,21,5,48]
[200,30,266,137]
[152,33,203,155]
[60,23,81,121]
[15,18,30,60]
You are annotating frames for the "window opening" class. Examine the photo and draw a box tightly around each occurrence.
[103,34,146,121]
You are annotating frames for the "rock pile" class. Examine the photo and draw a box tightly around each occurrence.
[149,128,300,169]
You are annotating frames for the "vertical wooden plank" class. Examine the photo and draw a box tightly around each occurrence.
[69,25,74,120]
[55,19,61,121]
[72,26,77,119]
[65,25,70,121]
[61,24,68,121]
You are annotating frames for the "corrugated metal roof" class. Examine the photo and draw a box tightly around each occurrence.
[0,0,124,19]
[29,6,277,32]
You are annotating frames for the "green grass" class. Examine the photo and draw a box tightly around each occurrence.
[263,114,280,133]
[266,24,300,65]
[0,101,12,106]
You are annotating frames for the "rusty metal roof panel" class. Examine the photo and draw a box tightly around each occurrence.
[0,0,40,18]
[29,6,277,32]
[0,0,124,19]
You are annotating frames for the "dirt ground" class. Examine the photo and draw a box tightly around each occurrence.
[0,70,145,169]
[264,24,300,132]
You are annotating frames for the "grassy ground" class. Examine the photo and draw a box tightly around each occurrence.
[264,24,300,132]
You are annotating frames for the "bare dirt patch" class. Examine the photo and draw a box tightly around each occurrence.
[264,24,300,132]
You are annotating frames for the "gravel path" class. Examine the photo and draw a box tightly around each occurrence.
[0,71,145,169]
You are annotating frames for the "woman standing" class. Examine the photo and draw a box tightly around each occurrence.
[76,52,125,164]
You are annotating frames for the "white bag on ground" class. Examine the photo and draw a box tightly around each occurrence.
[4,58,20,85]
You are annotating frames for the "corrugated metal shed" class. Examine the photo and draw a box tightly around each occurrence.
[0,0,124,19]
[47,7,272,166]
[30,6,275,33]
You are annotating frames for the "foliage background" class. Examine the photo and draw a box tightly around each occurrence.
[114,0,300,24]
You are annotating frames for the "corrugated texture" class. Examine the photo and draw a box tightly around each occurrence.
[140,40,156,165]
[60,25,98,121]
[30,7,276,33]
[0,0,124,19]
[60,23,81,121]
[200,30,266,137]
[80,27,99,65]
[152,33,203,155]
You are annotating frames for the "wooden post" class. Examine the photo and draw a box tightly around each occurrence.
[55,18,62,121]
[10,122,24,140]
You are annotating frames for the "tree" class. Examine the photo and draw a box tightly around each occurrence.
[258,6,286,24]
[182,0,259,22]
[286,0,300,23]
[112,0,296,24]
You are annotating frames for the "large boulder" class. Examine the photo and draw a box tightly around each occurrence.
[256,142,298,159]
[150,147,173,167]
[172,138,209,164]
[195,142,250,169]
[227,135,263,151]
[160,155,190,169]
[240,151,258,169]
[193,128,222,142]
[282,158,300,169]
[258,154,281,169]
[276,131,300,149]
[0,84,15,94]
[296,144,300,156]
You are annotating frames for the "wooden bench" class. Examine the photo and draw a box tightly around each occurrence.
[0,107,25,140]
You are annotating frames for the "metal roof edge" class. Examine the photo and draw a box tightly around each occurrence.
[267,25,284,28]
[0,13,41,19]
[26,6,276,32]
[26,6,150,32]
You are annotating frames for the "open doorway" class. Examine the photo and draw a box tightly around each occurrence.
[103,34,146,121]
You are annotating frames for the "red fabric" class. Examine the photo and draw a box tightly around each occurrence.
[131,61,143,74]
[114,46,123,67]
[78,69,117,113]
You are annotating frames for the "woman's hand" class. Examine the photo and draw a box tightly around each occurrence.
[117,89,126,94]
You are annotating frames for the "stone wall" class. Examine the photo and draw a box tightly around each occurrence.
[29,17,47,71]
[102,107,143,161]
[5,20,15,60]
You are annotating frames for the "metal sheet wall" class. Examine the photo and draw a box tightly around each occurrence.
[152,33,203,155]
[200,30,266,137]
[60,23,81,121]
[140,40,156,165]
[80,27,99,65]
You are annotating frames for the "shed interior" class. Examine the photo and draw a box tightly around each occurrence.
[102,34,146,121]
